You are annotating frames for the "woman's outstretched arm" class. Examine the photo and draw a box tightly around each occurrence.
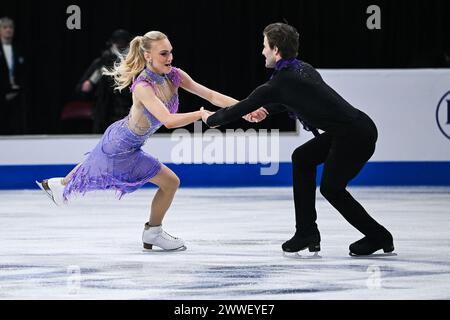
[133,83,207,129]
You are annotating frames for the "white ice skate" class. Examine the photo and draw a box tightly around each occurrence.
[35,177,66,206]
[142,223,186,252]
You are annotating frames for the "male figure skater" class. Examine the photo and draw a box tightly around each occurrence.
[203,23,394,256]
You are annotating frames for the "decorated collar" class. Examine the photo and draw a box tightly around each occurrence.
[144,67,167,85]
[270,58,302,79]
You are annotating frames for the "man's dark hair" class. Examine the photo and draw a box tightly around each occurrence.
[263,23,299,59]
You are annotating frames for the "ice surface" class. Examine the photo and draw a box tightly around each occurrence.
[0,187,449,300]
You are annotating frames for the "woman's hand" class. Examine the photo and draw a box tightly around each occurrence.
[200,107,217,127]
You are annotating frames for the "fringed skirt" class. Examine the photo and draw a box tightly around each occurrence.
[63,118,162,200]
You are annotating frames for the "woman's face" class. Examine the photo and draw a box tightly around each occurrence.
[145,38,173,74]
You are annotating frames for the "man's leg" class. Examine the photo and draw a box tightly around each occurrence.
[282,133,332,252]
[319,136,393,255]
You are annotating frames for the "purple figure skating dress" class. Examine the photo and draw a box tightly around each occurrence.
[63,67,182,200]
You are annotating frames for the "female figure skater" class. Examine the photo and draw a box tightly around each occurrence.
[37,31,263,251]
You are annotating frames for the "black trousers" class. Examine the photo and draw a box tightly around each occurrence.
[291,111,384,238]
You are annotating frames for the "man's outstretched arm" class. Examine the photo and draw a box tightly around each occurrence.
[205,82,279,127]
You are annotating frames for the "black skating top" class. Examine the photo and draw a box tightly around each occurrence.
[206,61,363,135]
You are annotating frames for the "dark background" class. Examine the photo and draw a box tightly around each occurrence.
[1,0,449,135]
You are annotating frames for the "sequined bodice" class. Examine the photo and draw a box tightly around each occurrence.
[128,67,181,136]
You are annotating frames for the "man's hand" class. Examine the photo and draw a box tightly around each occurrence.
[242,107,268,123]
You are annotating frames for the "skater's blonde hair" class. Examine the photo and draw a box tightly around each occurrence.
[103,31,168,92]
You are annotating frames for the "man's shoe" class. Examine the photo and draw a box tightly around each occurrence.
[349,230,394,256]
[282,231,321,253]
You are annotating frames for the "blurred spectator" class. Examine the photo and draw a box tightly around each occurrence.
[0,17,26,135]
[76,29,133,133]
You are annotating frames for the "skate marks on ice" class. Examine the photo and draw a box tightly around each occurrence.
[350,252,398,258]
[142,246,187,253]
[283,251,323,260]
[1,187,450,299]
[1,252,449,299]
[144,237,450,299]
[281,250,397,260]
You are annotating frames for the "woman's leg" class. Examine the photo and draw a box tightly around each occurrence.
[62,163,82,185]
[142,164,184,250]
[40,162,82,189]
[37,163,83,205]
[147,164,180,226]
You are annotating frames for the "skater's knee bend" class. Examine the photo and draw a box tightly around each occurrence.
[160,175,180,193]
[319,183,344,201]
[291,147,303,162]
[292,148,314,168]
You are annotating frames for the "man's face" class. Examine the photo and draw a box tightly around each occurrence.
[262,35,277,68]
[0,22,14,40]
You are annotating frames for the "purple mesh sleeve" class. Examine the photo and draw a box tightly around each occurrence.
[168,67,182,88]
[130,75,155,92]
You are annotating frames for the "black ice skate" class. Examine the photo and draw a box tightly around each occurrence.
[282,231,321,258]
[349,230,395,256]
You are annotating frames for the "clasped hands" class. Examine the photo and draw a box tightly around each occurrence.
[200,107,268,127]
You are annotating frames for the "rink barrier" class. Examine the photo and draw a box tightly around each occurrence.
[1,161,449,189]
